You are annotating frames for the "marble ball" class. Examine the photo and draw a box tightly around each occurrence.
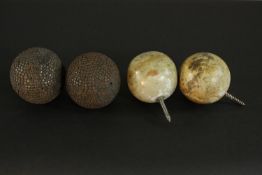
[179,52,231,104]
[127,51,177,103]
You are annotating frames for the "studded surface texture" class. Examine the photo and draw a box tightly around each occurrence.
[66,52,121,109]
[10,47,62,104]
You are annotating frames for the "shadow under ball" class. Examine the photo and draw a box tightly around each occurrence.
[66,52,121,109]
[10,47,62,104]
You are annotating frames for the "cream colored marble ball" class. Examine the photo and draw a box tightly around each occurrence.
[179,52,231,104]
[127,51,177,103]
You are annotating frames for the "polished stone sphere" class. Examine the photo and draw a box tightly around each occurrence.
[179,52,231,104]
[66,52,120,109]
[10,47,62,104]
[127,51,177,103]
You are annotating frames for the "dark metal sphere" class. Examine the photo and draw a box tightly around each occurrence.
[10,47,62,104]
[66,52,121,109]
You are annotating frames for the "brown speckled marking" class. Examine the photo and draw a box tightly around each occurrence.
[146,69,158,76]
[188,59,205,71]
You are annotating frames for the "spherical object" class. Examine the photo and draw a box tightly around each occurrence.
[10,47,62,104]
[127,51,177,103]
[66,52,120,109]
[179,52,231,104]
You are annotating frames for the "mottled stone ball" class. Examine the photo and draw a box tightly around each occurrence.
[10,47,62,104]
[179,52,231,104]
[127,51,177,103]
[66,52,120,109]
